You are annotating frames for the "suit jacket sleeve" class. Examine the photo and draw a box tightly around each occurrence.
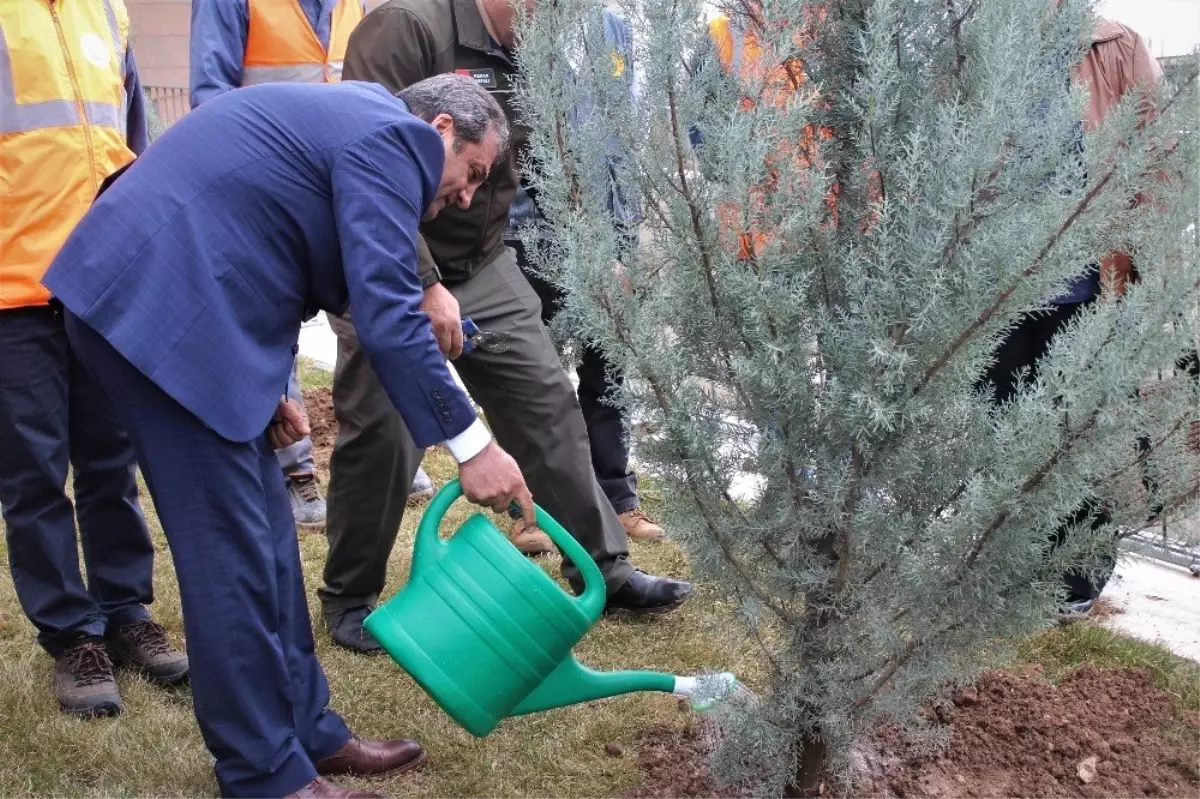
[343,6,442,286]
[332,122,476,446]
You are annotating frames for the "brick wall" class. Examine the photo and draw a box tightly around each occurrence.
[127,0,191,88]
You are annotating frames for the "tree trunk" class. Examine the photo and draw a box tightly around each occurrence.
[783,732,828,798]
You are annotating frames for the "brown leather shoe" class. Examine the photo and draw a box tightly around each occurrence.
[284,777,383,798]
[315,737,427,778]
[508,517,554,556]
[619,508,665,542]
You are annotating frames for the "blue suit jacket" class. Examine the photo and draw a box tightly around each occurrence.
[44,81,476,447]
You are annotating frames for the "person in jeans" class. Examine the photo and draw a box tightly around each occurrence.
[0,0,188,718]
[504,8,665,555]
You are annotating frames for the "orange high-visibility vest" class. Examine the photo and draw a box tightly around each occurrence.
[243,0,364,86]
[0,0,135,309]
[707,12,835,260]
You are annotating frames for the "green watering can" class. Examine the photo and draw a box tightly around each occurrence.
[363,480,738,738]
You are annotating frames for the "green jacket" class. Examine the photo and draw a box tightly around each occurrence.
[343,0,525,286]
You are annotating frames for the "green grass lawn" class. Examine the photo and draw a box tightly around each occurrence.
[0,359,761,797]
[0,358,1195,797]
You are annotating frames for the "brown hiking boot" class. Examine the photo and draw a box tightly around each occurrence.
[508,517,554,557]
[54,640,123,718]
[619,509,665,542]
[105,619,189,685]
[284,777,383,798]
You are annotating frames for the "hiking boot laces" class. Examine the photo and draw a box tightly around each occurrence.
[121,620,173,658]
[293,475,322,504]
[66,642,116,687]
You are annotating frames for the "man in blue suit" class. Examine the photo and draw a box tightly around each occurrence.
[42,74,532,799]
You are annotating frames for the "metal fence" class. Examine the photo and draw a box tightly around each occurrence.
[145,85,190,132]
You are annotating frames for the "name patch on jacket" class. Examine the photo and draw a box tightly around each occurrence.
[454,68,514,94]
[456,68,497,89]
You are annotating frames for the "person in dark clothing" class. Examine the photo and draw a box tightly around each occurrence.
[318,0,694,655]
[983,14,1164,617]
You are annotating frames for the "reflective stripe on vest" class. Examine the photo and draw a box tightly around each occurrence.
[0,0,126,135]
[242,0,362,86]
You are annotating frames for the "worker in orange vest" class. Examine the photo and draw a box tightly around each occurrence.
[700,3,837,261]
[190,0,410,535]
[0,0,188,719]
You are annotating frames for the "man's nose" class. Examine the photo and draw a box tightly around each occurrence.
[457,185,476,208]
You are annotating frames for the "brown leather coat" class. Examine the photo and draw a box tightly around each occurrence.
[1076,17,1164,293]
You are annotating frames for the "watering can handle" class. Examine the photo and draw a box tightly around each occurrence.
[413,479,608,618]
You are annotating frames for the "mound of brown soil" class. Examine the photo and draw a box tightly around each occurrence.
[627,666,1199,799]
[302,387,335,474]
[860,665,1198,798]
[303,387,336,448]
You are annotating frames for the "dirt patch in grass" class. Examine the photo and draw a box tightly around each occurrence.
[623,722,744,799]
[626,666,1199,799]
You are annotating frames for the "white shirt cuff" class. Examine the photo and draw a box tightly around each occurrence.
[443,418,491,463]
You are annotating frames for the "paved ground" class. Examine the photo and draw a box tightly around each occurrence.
[298,312,1200,662]
[1101,552,1200,661]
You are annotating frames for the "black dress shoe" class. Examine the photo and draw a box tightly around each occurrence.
[605,570,694,614]
[325,606,384,655]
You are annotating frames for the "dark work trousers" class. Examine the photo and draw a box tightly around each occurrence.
[983,299,1114,601]
[320,248,634,616]
[65,313,350,799]
[0,304,153,656]
[510,237,639,515]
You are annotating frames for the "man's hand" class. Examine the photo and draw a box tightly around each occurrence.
[458,441,536,528]
[422,282,464,359]
[267,396,310,450]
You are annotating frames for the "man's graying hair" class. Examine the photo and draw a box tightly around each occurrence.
[398,74,510,158]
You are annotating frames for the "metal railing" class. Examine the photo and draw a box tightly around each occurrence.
[145,85,190,132]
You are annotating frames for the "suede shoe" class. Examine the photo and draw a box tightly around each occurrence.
[407,467,436,505]
[508,517,555,557]
[326,606,383,655]
[284,777,383,798]
[54,639,123,718]
[316,736,427,777]
[619,509,665,542]
[1057,597,1097,622]
[288,473,327,531]
[605,570,693,615]
[106,618,189,685]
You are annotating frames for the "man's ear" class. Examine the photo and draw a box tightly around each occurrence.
[431,112,457,139]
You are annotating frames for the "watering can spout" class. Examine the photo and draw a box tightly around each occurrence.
[510,656,676,716]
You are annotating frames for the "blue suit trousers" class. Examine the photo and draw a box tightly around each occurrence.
[64,312,351,798]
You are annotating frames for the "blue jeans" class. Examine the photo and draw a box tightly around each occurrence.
[275,359,315,477]
[0,305,153,656]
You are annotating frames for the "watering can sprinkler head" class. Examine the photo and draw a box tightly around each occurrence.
[363,480,741,737]
[671,672,746,712]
